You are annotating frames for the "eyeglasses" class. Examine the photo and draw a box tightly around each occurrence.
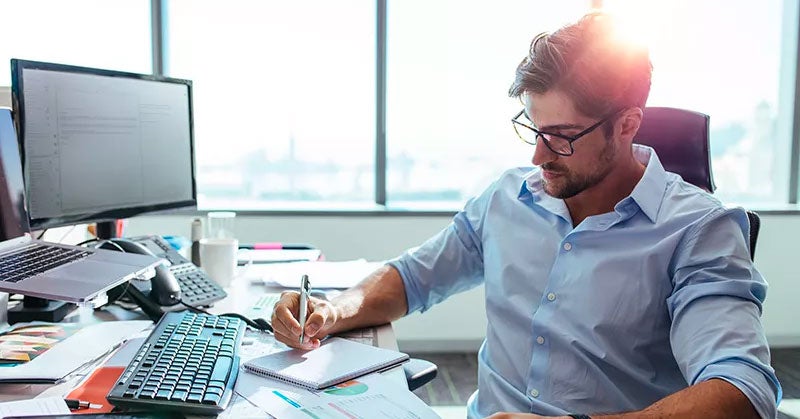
[511,109,616,156]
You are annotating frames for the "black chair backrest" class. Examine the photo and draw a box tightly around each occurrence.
[745,210,760,260]
[633,106,759,261]
[633,107,715,193]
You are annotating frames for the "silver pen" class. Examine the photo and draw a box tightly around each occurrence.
[298,274,310,343]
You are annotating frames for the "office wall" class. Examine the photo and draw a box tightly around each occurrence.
[0,87,10,108]
[127,212,798,352]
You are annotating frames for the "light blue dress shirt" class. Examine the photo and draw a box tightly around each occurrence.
[389,146,781,419]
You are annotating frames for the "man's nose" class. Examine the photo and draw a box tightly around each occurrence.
[532,138,557,166]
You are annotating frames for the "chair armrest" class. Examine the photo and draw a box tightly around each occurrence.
[403,357,438,391]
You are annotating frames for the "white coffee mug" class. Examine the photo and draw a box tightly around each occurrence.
[199,238,238,287]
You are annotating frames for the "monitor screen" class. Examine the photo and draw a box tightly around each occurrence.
[10,60,196,229]
[0,108,30,240]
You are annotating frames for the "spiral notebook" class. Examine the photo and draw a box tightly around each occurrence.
[242,337,409,390]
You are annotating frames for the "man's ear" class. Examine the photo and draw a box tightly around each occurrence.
[616,107,644,143]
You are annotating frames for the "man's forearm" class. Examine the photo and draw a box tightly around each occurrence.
[591,379,759,419]
[326,264,409,334]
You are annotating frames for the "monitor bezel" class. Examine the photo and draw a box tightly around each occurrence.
[10,59,197,230]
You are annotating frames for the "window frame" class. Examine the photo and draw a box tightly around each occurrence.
[152,0,800,215]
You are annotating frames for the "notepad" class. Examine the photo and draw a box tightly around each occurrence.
[242,337,409,390]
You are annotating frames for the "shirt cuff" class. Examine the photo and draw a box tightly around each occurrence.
[386,257,424,314]
[694,359,781,419]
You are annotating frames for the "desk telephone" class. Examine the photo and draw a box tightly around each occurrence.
[96,235,227,320]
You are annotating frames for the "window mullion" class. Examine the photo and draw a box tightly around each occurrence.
[375,0,387,206]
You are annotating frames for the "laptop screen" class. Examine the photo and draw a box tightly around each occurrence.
[0,108,30,240]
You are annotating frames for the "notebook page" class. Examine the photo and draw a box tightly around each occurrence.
[243,337,408,389]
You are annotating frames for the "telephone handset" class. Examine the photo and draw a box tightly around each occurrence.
[96,238,182,321]
[97,239,182,305]
[97,235,227,321]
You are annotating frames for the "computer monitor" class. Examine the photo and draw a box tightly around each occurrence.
[10,59,196,232]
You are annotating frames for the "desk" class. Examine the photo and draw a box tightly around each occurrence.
[0,274,406,417]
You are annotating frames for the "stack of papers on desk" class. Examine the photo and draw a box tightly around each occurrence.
[250,259,385,289]
[237,248,322,265]
[235,371,438,419]
[0,320,150,383]
[0,397,70,417]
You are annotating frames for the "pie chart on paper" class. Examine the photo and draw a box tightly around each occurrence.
[323,380,369,396]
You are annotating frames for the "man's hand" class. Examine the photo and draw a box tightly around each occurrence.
[487,414,570,419]
[271,291,339,350]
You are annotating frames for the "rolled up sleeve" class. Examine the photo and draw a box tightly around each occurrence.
[668,207,781,419]
[388,190,490,314]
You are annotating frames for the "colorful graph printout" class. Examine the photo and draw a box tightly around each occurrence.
[0,323,81,365]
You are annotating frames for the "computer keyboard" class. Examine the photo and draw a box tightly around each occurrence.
[0,243,89,283]
[107,312,245,415]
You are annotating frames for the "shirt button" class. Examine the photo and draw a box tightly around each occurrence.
[547,292,556,301]
[530,388,539,398]
[536,336,545,345]
[563,242,572,251]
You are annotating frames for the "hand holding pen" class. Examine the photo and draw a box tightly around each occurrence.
[271,275,340,350]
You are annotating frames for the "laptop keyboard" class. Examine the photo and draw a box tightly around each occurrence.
[0,244,91,283]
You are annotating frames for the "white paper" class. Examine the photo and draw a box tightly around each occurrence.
[0,396,71,417]
[249,260,385,289]
[0,320,151,382]
[238,249,322,264]
[235,371,439,419]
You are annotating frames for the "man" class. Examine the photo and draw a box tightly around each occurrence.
[272,12,781,419]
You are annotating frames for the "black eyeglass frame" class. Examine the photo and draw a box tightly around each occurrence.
[511,109,618,156]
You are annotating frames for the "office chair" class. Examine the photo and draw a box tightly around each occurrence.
[404,358,438,391]
[633,107,760,260]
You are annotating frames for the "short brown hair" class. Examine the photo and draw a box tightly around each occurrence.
[509,12,652,119]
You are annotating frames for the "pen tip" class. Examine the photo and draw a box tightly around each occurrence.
[90,403,103,409]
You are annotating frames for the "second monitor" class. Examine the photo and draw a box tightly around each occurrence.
[10,59,197,231]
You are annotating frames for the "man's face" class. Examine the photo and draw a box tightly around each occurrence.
[524,90,618,199]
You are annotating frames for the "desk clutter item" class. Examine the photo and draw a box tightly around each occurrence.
[106,312,245,415]
[0,396,70,417]
[243,337,409,390]
[168,263,226,306]
[0,320,151,383]
[235,369,439,419]
[253,259,385,289]
[237,248,322,265]
[0,323,82,365]
[244,293,281,320]
[66,337,147,414]
[126,235,227,306]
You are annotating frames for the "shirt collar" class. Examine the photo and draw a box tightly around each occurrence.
[627,145,667,222]
[518,144,667,223]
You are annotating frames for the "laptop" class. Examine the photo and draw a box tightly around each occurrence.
[0,108,161,302]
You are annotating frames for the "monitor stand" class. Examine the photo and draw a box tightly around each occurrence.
[96,220,119,240]
[7,221,119,324]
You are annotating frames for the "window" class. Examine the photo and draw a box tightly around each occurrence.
[385,0,590,209]
[603,0,798,205]
[5,1,795,211]
[0,0,151,85]
[166,0,377,210]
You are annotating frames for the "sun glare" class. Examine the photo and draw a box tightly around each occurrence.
[600,0,661,50]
